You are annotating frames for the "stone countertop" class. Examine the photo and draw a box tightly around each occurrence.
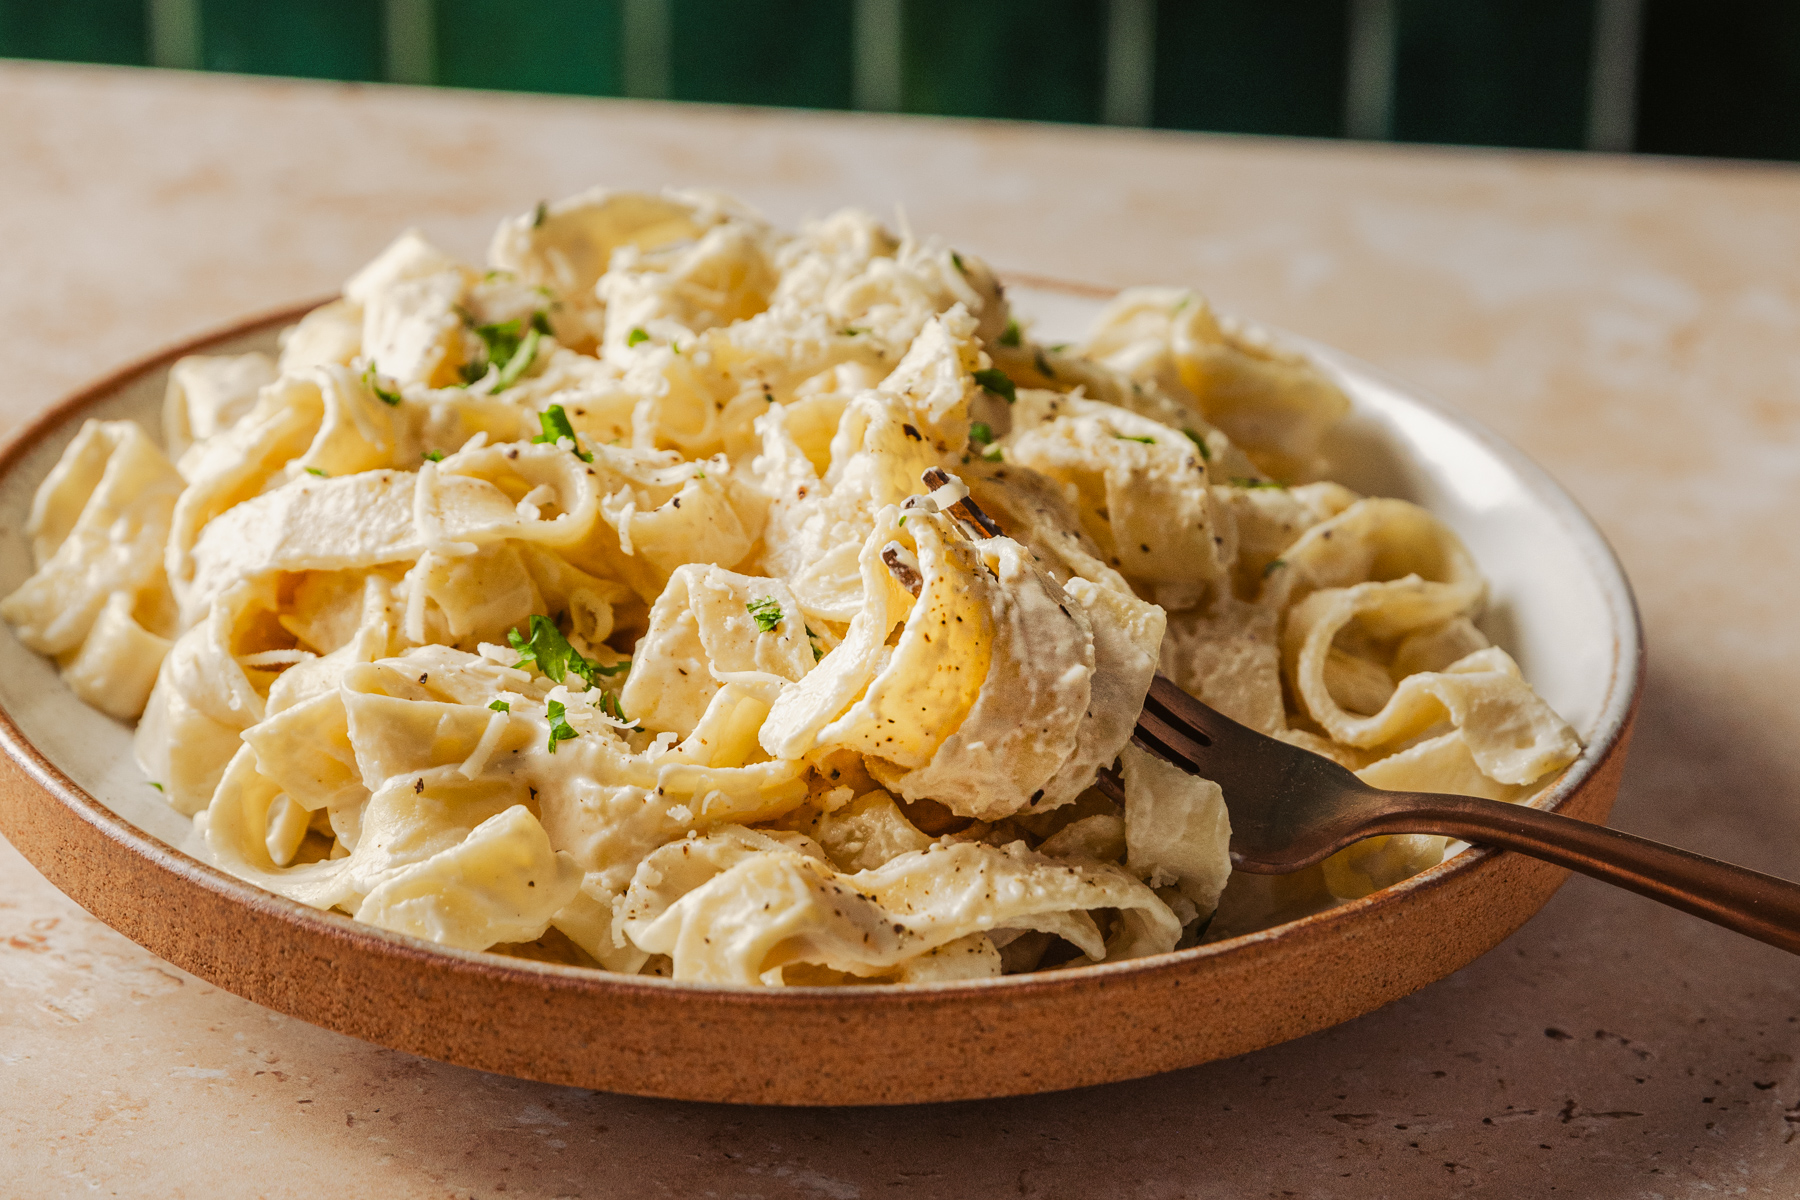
[1,60,1797,1199]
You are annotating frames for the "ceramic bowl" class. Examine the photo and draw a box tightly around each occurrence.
[0,283,1641,1105]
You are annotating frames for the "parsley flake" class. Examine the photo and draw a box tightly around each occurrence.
[422,450,444,462]
[999,319,1022,348]
[532,200,548,228]
[627,326,650,347]
[1182,428,1212,461]
[508,614,625,688]
[969,421,993,445]
[951,251,966,272]
[746,597,783,633]
[545,699,578,753]
[972,368,1016,403]
[1114,433,1155,444]
[495,324,544,389]
[147,781,164,792]
[532,404,592,462]
[1263,558,1287,578]
[488,699,510,713]
[805,625,825,662]
[1231,476,1287,490]
[982,445,1004,463]
[1034,348,1055,378]
[598,690,640,729]
[305,467,327,477]
[462,310,550,390]
[363,364,402,407]
[839,326,868,337]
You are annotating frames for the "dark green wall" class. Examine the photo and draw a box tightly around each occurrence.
[8,0,1800,162]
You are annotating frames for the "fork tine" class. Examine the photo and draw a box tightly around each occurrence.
[1131,705,1210,776]
[1142,675,1261,750]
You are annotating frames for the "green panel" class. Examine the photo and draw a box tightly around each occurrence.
[670,0,852,108]
[902,0,1105,124]
[0,0,147,65]
[199,0,384,81]
[1153,0,1348,137]
[437,0,624,95]
[1390,0,1595,150]
[1636,0,1800,160]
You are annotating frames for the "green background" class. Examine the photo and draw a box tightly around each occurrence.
[3,0,1797,159]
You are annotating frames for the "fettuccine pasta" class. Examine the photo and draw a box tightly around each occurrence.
[1,187,1580,984]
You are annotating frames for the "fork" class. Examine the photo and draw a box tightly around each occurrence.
[1131,674,1800,954]
[923,468,1800,955]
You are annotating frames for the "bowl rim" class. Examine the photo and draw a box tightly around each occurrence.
[0,286,1645,1008]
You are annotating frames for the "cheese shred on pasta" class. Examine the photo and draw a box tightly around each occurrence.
[1,187,1581,983]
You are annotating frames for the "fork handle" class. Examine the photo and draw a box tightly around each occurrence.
[1375,794,1800,954]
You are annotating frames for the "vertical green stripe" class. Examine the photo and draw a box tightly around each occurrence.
[436,0,624,95]
[0,0,148,65]
[1153,0,1349,138]
[1389,0,1595,150]
[902,0,1105,123]
[669,0,853,109]
[199,0,384,81]
[1636,0,1800,160]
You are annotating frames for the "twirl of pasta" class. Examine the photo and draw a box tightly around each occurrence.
[1,187,1581,983]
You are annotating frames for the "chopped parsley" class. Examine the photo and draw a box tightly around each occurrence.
[462,310,551,390]
[304,467,327,477]
[1033,348,1055,378]
[627,326,650,347]
[544,699,579,753]
[422,450,444,462]
[147,781,164,792]
[1231,476,1287,490]
[746,597,783,633]
[495,325,545,389]
[508,613,627,688]
[532,403,592,462]
[598,690,639,729]
[1263,558,1287,578]
[532,200,548,228]
[1173,295,1192,312]
[1048,342,1071,353]
[972,368,1016,404]
[1114,433,1155,444]
[969,421,993,445]
[363,363,403,407]
[488,699,510,713]
[805,625,825,662]
[951,251,966,273]
[982,445,1004,463]
[1182,428,1211,461]
[998,319,1022,348]
[839,326,868,336]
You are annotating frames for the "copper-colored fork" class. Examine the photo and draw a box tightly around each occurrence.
[923,467,1800,955]
[1130,676,1800,955]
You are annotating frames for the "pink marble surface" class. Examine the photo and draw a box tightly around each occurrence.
[1,60,1797,1197]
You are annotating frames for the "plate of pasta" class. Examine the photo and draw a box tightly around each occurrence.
[0,188,1639,1104]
